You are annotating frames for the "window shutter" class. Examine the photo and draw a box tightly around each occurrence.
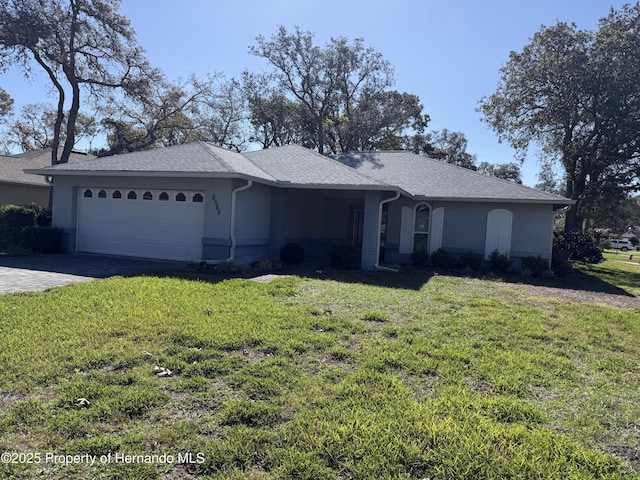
[430,207,444,252]
[485,209,512,259]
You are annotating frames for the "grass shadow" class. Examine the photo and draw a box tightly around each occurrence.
[274,262,638,297]
[145,256,639,298]
[484,268,635,297]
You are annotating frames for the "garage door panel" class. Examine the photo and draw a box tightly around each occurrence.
[77,188,205,261]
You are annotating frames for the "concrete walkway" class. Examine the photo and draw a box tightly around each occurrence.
[0,254,183,295]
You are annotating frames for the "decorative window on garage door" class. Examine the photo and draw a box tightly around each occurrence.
[80,189,205,204]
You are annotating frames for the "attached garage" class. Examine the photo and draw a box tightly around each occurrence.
[77,187,205,261]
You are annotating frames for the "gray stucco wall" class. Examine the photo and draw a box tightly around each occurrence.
[233,181,272,263]
[49,174,556,269]
[435,201,554,260]
[384,199,555,266]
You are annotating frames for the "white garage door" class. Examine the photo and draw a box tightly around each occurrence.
[77,188,205,261]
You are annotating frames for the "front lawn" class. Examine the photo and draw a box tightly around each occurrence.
[0,259,639,479]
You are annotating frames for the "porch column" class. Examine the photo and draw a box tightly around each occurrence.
[361,190,382,270]
[269,188,287,261]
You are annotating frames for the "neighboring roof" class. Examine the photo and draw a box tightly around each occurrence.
[25,142,573,205]
[333,151,572,205]
[0,148,94,186]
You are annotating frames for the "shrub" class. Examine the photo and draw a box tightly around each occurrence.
[553,231,603,265]
[460,251,483,270]
[0,205,35,248]
[280,243,304,265]
[213,260,235,273]
[430,248,456,269]
[18,226,62,254]
[330,245,360,270]
[30,205,52,227]
[489,250,512,273]
[253,259,276,272]
[0,205,35,229]
[409,247,429,266]
[0,205,61,253]
[521,256,549,277]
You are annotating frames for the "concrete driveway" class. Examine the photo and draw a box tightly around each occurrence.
[0,254,184,295]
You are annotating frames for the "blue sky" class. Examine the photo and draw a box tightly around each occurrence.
[0,0,630,186]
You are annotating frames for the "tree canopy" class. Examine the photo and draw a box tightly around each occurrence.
[1,7,500,183]
[247,26,429,154]
[0,0,159,164]
[0,87,12,120]
[480,3,640,231]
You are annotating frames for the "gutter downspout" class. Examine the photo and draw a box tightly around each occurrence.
[374,191,401,272]
[205,179,253,264]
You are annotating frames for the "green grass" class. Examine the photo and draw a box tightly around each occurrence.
[0,258,639,479]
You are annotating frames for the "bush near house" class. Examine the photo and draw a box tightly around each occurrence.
[280,243,305,265]
[430,247,457,269]
[0,204,61,254]
[554,231,604,265]
[409,246,429,266]
[489,250,512,273]
[522,255,550,277]
[330,244,360,269]
[459,251,484,271]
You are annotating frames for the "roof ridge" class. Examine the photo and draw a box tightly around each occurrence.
[196,142,234,172]
[200,142,277,182]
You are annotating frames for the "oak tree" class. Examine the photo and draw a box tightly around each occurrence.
[248,26,425,154]
[480,4,640,232]
[0,0,159,164]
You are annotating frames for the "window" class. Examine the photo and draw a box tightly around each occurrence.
[112,190,122,199]
[127,191,137,200]
[143,191,153,200]
[192,193,203,203]
[399,203,432,254]
[98,190,107,198]
[413,203,430,252]
[176,192,186,202]
[352,209,364,248]
[159,192,169,201]
[83,189,93,198]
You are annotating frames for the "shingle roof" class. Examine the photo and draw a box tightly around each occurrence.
[244,145,384,188]
[1,148,94,186]
[26,142,572,205]
[333,151,570,204]
[34,142,275,181]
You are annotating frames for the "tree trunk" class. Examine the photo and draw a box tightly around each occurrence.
[59,73,80,164]
[317,117,324,155]
[564,159,588,233]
